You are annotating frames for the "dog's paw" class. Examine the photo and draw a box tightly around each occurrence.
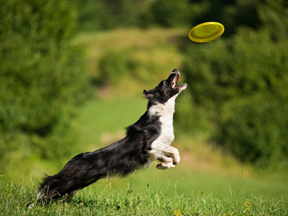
[156,163,168,170]
[156,163,175,170]
[172,149,181,165]
[173,154,181,165]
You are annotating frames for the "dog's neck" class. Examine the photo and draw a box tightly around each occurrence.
[148,94,177,118]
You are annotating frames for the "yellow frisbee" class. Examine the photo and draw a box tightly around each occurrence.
[188,22,225,43]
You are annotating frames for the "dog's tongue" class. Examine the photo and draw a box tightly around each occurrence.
[172,74,179,88]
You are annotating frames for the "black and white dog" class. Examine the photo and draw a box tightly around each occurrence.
[37,69,187,204]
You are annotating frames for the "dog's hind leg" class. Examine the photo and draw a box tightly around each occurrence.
[65,177,100,200]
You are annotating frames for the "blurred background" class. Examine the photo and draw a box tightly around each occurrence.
[1,0,288,197]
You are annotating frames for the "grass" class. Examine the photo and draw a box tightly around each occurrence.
[1,176,287,216]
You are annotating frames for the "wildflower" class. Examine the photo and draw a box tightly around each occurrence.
[243,200,252,216]
[244,201,251,207]
[173,209,181,216]
[223,211,233,216]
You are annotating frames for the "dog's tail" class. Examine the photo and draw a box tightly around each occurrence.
[28,175,56,208]
[37,174,62,204]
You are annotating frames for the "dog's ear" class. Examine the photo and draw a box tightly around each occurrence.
[143,89,154,100]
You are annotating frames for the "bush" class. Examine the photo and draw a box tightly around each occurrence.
[181,28,288,167]
[150,0,191,27]
[75,0,151,31]
[0,0,90,166]
[220,95,288,167]
[97,50,133,85]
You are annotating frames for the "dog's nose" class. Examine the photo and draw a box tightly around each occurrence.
[171,69,179,74]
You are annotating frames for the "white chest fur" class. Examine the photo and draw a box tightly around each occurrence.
[148,95,177,146]
[147,94,180,166]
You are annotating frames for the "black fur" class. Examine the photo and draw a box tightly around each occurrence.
[37,69,184,203]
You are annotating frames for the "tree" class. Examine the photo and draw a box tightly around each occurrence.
[0,0,90,165]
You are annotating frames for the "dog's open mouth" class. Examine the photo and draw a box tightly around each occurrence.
[171,72,187,91]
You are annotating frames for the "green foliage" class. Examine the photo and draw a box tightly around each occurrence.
[73,0,288,36]
[97,50,134,85]
[177,0,288,168]
[93,33,183,88]
[73,0,203,30]
[0,0,90,168]
[150,0,191,27]
[182,27,288,167]
[188,0,288,39]
[220,95,288,166]
[97,49,163,86]
[75,0,151,31]
[258,0,288,41]
[174,91,215,138]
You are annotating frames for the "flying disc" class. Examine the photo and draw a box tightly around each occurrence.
[188,22,225,43]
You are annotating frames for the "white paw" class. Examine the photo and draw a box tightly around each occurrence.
[165,151,180,165]
[156,163,175,170]
[173,154,180,165]
[171,148,180,165]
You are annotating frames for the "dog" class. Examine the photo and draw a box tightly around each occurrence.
[36,69,187,204]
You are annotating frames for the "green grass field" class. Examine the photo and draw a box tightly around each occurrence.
[1,28,288,215]
[1,174,287,215]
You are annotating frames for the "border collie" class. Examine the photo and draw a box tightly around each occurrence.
[36,69,187,204]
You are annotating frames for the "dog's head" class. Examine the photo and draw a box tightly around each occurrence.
[143,69,187,103]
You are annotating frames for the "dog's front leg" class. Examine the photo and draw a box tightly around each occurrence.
[149,142,180,170]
